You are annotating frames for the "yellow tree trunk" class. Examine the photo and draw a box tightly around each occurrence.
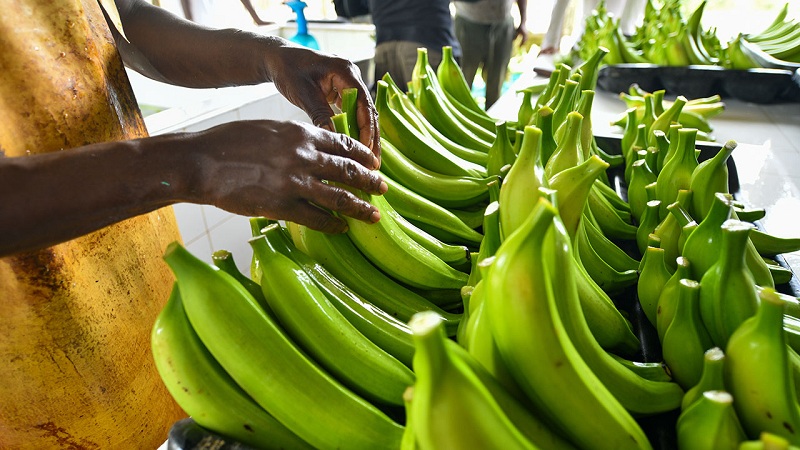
[0,1,187,448]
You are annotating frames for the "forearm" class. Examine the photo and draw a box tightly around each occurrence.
[114,0,287,88]
[517,0,527,26]
[0,135,195,256]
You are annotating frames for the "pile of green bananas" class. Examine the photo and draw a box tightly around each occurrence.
[150,44,800,449]
[743,3,800,64]
[571,0,798,70]
[611,83,726,142]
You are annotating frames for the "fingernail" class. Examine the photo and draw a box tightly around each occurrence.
[371,155,380,170]
[370,210,381,223]
[378,181,388,194]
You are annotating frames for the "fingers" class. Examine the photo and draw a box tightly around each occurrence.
[283,183,381,234]
[283,201,350,234]
[307,182,381,225]
[311,144,387,195]
[320,131,381,172]
[356,92,381,161]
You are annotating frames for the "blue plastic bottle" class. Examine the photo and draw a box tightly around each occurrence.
[285,1,320,50]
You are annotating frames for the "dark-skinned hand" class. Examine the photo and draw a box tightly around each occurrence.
[265,42,381,161]
[187,119,386,234]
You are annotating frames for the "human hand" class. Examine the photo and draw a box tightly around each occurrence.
[516,24,529,45]
[265,42,380,161]
[186,120,385,233]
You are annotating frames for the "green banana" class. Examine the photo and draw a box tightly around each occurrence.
[677,109,714,134]
[486,120,517,177]
[291,223,462,333]
[654,190,694,272]
[381,171,484,246]
[376,80,486,178]
[667,200,698,256]
[748,228,800,257]
[648,96,688,149]
[739,432,800,450]
[586,186,638,240]
[638,245,675,327]
[415,76,495,151]
[747,3,790,41]
[550,218,685,416]
[764,256,795,285]
[725,287,800,444]
[261,222,417,367]
[656,127,699,220]
[411,48,498,141]
[629,159,658,224]
[725,34,760,69]
[676,390,747,450]
[576,46,609,92]
[340,185,469,290]
[756,285,800,320]
[580,209,640,272]
[374,193,470,267]
[383,74,490,166]
[463,281,532,406]
[379,137,491,209]
[734,204,767,223]
[591,138,625,168]
[681,25,714,65]
[594,178,631,214]
[251,235,415,407]
[211,249,268,311]
[534,65,564,110]
[608,354,674,383]
[447,339,576,449]
[617,27,651,64]
[448,204,486,230]
[406,311,538,450]
[400,387,417,450]
[681,346,726,411]
[162,242,404,449]
[683,192,735,279]
[620,107,641,164]
[534,105,559,167]
[699,219,760,348]
[549,155,612,240]
[152,284,313,449]
[656,255,693,342]
[552,79,582,133]
[498,125,545,238]
[517,90,535,132]
[661,278,714,390]
[485,197,652,449]
[436,46,493,123]
[572,250,642,355]
[689,140,737,220]
[575,217,640,295]
[637,200,663,255]
[544,111,585,181]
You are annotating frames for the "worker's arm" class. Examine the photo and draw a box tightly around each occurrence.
[240,0,274,26]
[111,0,379,154]
[0,120,385,258]
[516,0,529,44]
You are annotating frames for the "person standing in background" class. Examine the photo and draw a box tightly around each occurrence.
[182,0,273,29]
[453,0,528,109]
[537,0,644,68]
[368,0,462,94]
